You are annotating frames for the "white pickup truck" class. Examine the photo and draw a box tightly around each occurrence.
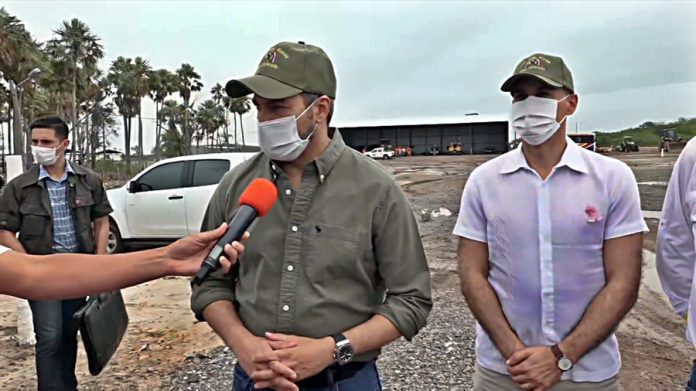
[106,152,256,253]
[363,147,395,160]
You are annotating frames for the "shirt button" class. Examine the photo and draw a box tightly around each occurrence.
[287,265,294,272]
[291,226,298,232]
[282,305,290,311]
[285,189,292,196]
[320,174,325,181]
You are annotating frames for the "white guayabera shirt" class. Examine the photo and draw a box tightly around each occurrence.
[454,138,647,382]
[657,138,696,346]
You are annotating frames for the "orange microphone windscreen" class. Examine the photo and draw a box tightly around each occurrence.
[238,178,278,217]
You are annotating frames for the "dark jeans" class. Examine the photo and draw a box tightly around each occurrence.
[687,360,696,391]
[233,361,382,391]
[29,298,86,391]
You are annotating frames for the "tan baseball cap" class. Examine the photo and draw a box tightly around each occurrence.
[501,53,574,93]
[225,41,337,100]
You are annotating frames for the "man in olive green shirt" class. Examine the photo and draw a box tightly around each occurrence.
[190,41,432,391]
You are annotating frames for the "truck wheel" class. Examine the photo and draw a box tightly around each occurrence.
[383,155,388,160]
[108,221,125,254]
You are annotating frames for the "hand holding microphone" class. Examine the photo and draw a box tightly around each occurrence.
[192,178,278,286]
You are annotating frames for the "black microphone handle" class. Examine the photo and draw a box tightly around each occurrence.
[192,205,258,285]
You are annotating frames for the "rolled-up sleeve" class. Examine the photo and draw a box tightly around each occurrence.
[190,174,237,321]
[0,180,21,233]
[657,146,696,316]
[372,183,432,341]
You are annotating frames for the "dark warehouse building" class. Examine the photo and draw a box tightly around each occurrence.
[335,116,510,155]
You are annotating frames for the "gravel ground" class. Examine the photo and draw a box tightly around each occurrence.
[164,279,477,391]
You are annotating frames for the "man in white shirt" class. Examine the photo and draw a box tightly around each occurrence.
[655,138,696,390]
[454,53,647,390]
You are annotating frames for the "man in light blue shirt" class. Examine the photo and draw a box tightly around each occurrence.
[455,54,646,391]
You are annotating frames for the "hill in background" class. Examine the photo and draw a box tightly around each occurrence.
[595,117,696,147]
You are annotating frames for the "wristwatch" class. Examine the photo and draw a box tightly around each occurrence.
[331,333,355,365]
[551,344,573,371]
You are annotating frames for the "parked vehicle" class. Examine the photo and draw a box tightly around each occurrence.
[659,128,686,153]
[106,152,256,253]
[363,147,395,160]
[614,136,639,152]
[568,133,597,152]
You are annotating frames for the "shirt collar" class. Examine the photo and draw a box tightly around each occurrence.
[500,137,588,175]
[267,130,347,184]
[314,129,346,181]
[38,161,74,182]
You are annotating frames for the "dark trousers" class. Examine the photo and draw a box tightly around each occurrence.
[29,298,86,391]
[687,359,696,391]
[233,360,382,391]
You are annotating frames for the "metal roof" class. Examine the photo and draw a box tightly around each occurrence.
[334,114,509,129]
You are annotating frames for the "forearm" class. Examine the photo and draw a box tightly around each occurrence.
[344,314,402,355]
[559,280,639,363]
[0,230,26,253]
[202,300,254,352]
[1,247,171,300]
[462,273,524,359]
[94,218,110,254]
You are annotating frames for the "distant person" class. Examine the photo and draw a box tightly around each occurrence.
[191,41,432,391]
[0,116,112,391]
[454,53,646,390]
[0,224,244,300]
[656,138,696,390]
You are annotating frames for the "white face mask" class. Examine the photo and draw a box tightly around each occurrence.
[258,101,318,162]
[510,95,570,146]
[31,145,61,166]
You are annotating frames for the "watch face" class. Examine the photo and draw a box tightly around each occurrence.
[336,344,354,364]
[558,357,573,371]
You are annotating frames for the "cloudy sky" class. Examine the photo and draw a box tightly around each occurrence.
[4,0,695,150]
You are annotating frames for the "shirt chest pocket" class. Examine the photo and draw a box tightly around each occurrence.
[70,191,95,209]
[552,203,608,246]
[301,223,358,283]
[19,204,50,237]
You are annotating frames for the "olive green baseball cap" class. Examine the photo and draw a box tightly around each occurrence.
[501,53,574,93]
[225,41,337,100]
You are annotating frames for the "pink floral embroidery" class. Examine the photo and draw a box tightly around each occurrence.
[585,205,602,223]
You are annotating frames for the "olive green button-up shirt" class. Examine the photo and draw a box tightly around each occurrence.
[190,131,432,361]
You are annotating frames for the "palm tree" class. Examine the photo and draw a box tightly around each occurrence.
[149,69,176,161]
[210,83,230,150]
[79,72,111,168]
[195,99,225,151]
[230,97,251,148]
[47,18,104,160]
[223,96,237,149]
[0,85,10,157]
[160,99,186,158]
[0,7,43,157]
[88,101,117,169]
[131,57,152,169]
[40,55,73,122]
[108,56,137,171]
[175,63,202,155]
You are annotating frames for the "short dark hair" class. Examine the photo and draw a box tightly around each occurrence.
[29,116,70,140]
[302,93,334,126]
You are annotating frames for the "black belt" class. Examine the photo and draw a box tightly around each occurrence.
[296,361,370,389]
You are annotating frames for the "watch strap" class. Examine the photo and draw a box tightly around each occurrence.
[331,333,347,344]
[550,344,564,360]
